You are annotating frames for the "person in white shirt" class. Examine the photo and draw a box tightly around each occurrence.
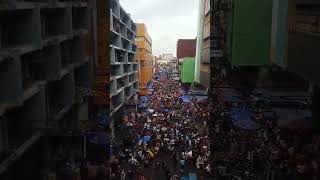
[196,156,202,169]
[121,170,126,180]
[205,164,211,174]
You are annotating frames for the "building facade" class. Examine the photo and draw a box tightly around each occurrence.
[136,23,152,96]
[177,39,197,60]
[0,0,95,179]
[108,0,139,143]
[195,0,211,88]
[208,0,317,129]
[270,0,320,129]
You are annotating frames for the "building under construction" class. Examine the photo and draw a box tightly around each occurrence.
[106,0,139,144]
[0,0,138,178]
[0,0,95,179]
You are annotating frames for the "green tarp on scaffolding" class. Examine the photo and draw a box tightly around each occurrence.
[181,57,195,83]
[230,0,273,66]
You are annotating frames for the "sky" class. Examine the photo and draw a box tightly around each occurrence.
[120,0,199,57]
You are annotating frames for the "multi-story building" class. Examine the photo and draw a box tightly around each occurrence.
[195,0,211,88]
[136,23,152,96]
[207,0,315,129]
[177,39,196,73]
[108,0,139,143]
[177,39,197,60]
[0,0,95,179]
[270,0,320,129]
[197,0,273,89]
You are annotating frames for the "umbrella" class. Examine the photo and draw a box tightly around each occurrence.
[147,150,154,157]
[140,96,149,101]
[163,108,170,113]
[142,135,151,143]
[180,95,190,103]
[147,109,154,114]
[138,104,147,109]
[152,114,158,117]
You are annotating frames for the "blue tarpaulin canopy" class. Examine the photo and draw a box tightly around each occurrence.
[180,95,190,103]
[140,96,149,102]
[231,108,251,121]
[138,103,148,109]
[163,108,170,113]
[230,108,260,130]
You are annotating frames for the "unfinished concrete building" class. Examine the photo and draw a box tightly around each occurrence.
[0,0,95,179]
[109,0,138,143]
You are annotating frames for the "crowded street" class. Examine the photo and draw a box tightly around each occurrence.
[107,65,320,180]
[2,1,320,180]
[109,66,211,180]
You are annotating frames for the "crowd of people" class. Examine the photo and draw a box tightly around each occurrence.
[108,68,211,179]
[208,87,320,180]
[104,66,320,180]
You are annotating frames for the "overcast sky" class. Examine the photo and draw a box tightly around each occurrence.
[120,0,199,57]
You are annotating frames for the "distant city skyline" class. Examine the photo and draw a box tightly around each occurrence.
[121,0,199,56]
